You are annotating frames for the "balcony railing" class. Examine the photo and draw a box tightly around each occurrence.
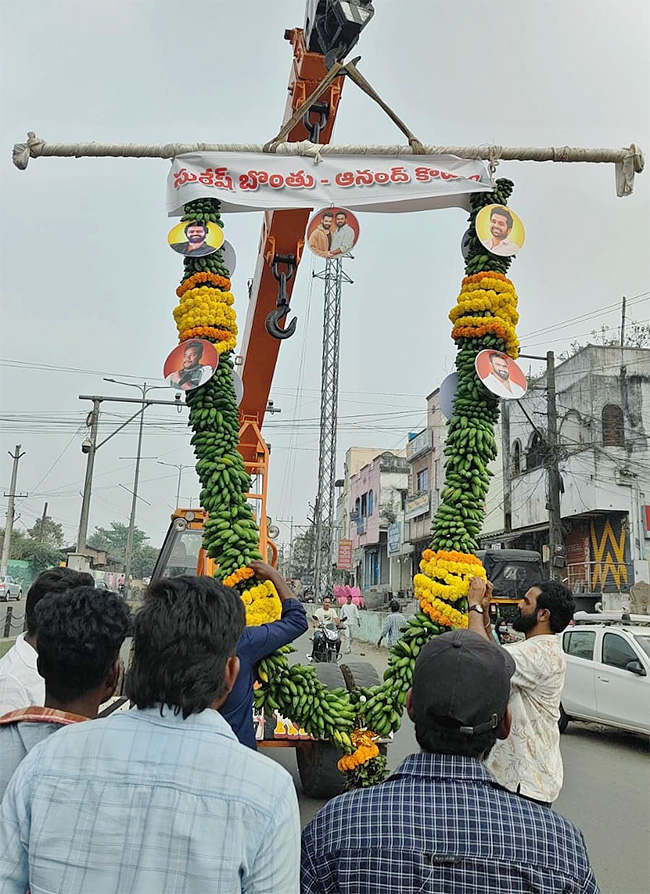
[567,561,633,595]
[407,429,433,462]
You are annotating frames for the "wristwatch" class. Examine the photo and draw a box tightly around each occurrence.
[469,604,484,615]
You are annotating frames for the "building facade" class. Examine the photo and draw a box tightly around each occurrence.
[346,450,409,603]
[481,346,650,609]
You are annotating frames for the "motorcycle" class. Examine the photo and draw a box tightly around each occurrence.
[310,616,344,663]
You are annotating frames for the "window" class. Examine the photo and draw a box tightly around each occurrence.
[416,468,429,493]
[360,493,368,517]
[368,489,374,516]
[526,432,545,471]
[602,633,637,670]
[602,404,625,447]
[564,630,595,661]
[512,440,522,475]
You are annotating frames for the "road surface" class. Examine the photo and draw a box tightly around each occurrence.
[268,629,650,894]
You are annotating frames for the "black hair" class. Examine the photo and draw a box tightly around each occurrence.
[322,211,334,219]
[490,206,513,228]
[488,351,507,365]
[534,580,575,633]
[26,567,94,637]
[335,210,347,218]
[35,586,131,703]
[390,600,400,613]
[125,576,245,718]
[415,717,499,760]
[184,340,203,359]
[184,220,208,236]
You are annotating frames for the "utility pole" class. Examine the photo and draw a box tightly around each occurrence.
[1,446,26,574]
[501,400,512,533]
[546,351,564,581]
[74,389,183,574]
[620,295,627,348]
[276,517,295,576]
[40,502,48,528]
[77,399,101,554]
[158,462,193,509]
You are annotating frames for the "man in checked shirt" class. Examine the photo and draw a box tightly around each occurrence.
[301,628,599,893]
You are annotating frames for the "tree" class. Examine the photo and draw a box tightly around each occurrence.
[558,320,650,361]
[290,528,317,581]
[88,522,159,579]
[27,516,64,548]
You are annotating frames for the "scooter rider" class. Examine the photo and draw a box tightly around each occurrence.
[311,598,344,660]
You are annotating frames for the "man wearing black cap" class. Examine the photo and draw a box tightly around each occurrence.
[301,629,598,894]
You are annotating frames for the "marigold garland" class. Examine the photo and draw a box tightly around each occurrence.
[420,595,469,629]
[176,271,231,296]
[223,565,255,588]
[337,729,380,771]
[241,580,282,626]
[449,270,520,357]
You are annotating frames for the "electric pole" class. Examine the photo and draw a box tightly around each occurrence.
[77,399,101,554]
[158,462,193,509]
[1,446,26,574]
[620,295,627,347]
[546,351,563,581]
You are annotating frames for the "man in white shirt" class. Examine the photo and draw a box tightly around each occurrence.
[328,211,356,257]
[0,568,94,714]
[313,597,340,628]
[339,595,360,654]
[483,352,526,399]
[468,577,575,806]
[484,206,521,257]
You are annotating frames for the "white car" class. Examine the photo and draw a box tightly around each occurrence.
[0,575,23,601]
[560,623,650,736]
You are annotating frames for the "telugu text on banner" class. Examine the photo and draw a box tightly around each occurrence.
[167,152,493,216]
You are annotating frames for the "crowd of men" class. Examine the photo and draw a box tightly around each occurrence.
[0,564,599,893]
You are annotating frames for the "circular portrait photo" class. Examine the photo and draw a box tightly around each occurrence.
[163,339,218,392]
[168,220,225,257]
[475,350,528,400]
[306,207,360,259]
[476,204,525,258]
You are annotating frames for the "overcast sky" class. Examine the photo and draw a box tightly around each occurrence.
[1,0,648,552]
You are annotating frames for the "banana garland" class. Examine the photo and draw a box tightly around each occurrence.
[174,198,357,759]
[174,182,520,789]
[344,179,521,785]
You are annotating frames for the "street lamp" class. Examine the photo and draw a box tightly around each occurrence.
[157,461,194,510]
[104,379,168,594]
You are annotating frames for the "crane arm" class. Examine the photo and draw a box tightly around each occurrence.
[238,28,345,462]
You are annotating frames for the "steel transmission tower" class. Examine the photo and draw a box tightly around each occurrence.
[312,258,352,599]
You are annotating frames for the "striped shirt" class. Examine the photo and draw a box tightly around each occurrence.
[301,752,599,894]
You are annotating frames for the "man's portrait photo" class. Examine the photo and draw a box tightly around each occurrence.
[168,220,224,257]
[306,207,360,259]
[164,339,218,392]
[476,204,526,258]
[475,350,527,400]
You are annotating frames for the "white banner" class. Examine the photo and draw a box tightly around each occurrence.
[166,152,493,216]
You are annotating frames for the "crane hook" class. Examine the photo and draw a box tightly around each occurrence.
[266,255,298,340]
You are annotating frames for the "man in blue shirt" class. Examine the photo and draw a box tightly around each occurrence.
[0,575,300,894]
[301,629,599,894]
[221,560,308,749]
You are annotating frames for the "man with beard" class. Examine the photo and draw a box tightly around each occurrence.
[308,211,335,257]
[484,206,520,257]
[467,578,575,807]
[171,221,216,257]
[483,352,525,399]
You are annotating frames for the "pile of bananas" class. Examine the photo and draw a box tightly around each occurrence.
[254,648,355,750]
